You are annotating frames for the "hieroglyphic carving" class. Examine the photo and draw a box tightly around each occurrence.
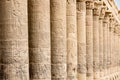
[86,1,93,80]
[93,1,102,80]
[77,1,86,80]
[0,0,29,80]
[99,17,104,78]
[103,12,111,77]
[28,0,51,80]
[51,0,67,80]
[67,0,77,80]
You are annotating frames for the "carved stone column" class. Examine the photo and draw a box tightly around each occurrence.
[111,20,116,78]
[77,0,86,80]
[93,1,102,80]
[109,16,114,77]
[28,0,51,80]
[86,1,94,80]
[67,0,77,80]
[116,27,119,80]
[50,0,67,80]
[0,0,29,80]
[106,13,111,80]
[103,11,111,79]
[118,31,120,79]
[99,6,106,79]
[114,24,119,79]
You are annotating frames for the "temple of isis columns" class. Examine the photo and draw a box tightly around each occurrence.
[0,0,120,80]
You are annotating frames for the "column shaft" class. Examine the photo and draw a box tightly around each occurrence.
[0,0,29,80]
[109,17,113,77]
[99,7,106,80]
[28,0,51,80]
[107,18,110,79]
[67,0,77,80]
[86,1,94,80]
[93,6,100,80]
[103,15,109,79]
[99,18,104,78]
[77,0,86,80]
[51,0,67,80]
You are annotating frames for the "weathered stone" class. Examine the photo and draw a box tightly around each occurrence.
[99,7,106,79]
[86,1,94,80]
[28,0,51,80]
[50,0,67,80]
[103,12,110,79]
[0,0,29,80]
[93,2,102,80]
[77,0,86,80]
[67,0,77,80]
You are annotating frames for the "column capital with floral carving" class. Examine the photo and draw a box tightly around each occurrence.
[99,6,107,19]
[103,10,111,23]
[86,0,94,9]
[93,1,103,16]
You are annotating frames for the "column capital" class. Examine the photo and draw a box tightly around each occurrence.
[105,10,112,17]
[103,10,111,23]
[109,16,115,22]
[114,26,119,34]
[86,0,94,9]
[109,15,114,31]
[93,1,102,16]
[99,6,107,19]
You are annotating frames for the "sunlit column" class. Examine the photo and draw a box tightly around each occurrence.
[93,1,102,80]
[86,0,94,80]
[67,0,77,80]
[77,0,86,80]
[99,6,106,80]
[28,0,51,80]
[0,0,29,80]
[51,0,67,80]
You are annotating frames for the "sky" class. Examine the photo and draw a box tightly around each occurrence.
[115,0,120,9]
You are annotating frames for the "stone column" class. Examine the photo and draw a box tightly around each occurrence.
[109,16,114,77]
[86,1,94,80]
[50,0,67,80]
[107,15,110,79]
[103,11,111,79]
[0,0,29,80]
[67,0,77,80]
[116,27,119,80]
[99,6,106,79]
[118,31,120,79]
[93,1,102,80]
[111,20,115,78]
[77,0,86,80]
[28,0,51,80]
[114,24,117,75]
[118,34,120,80]
[114,25,119,79]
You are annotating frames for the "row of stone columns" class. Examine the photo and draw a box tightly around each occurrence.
[0,0,120,80]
